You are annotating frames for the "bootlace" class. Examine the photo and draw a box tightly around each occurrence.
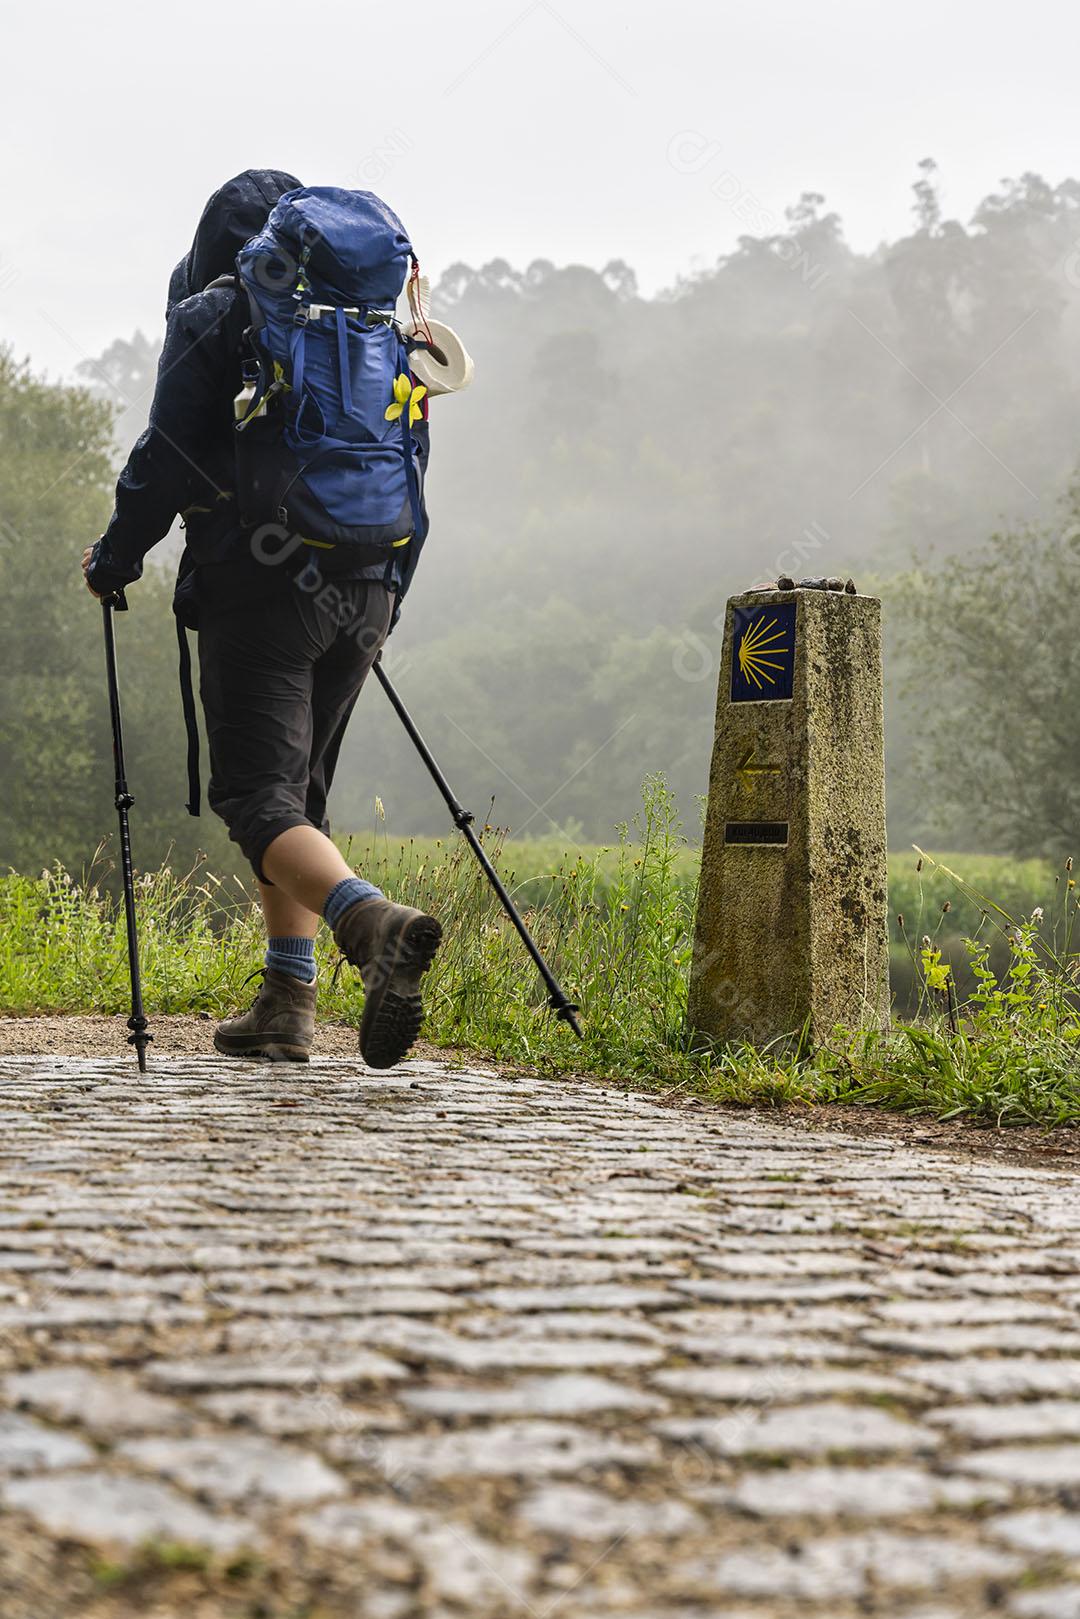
[237,967,266,1010]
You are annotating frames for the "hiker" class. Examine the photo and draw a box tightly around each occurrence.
[81,170,442,1068]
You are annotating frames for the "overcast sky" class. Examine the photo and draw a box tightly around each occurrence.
[4,0,1079,378]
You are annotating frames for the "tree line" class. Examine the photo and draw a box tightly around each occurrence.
[3,164,1080,874]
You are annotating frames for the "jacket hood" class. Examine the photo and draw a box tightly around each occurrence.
[167,168,301,315]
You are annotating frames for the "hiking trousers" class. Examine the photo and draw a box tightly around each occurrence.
[197,564,394,880]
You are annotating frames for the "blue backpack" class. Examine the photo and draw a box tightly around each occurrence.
[233,186,427,562]
[177,187,431,821]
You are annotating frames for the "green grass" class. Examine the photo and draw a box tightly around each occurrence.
[2,779,1079,1126]
[887,848,1061,1012]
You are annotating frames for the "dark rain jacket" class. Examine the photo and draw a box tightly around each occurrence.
[88,169,427,613]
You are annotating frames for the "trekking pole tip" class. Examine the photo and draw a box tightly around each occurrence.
[127,1019,152,1073]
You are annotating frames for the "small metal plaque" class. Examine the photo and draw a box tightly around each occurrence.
[724,821,789,846]
[731,602,796,703]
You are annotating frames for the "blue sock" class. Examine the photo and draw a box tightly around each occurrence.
[323,877,384,930]
[265,935,317,983]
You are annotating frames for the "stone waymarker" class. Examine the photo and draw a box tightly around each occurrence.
[689,587,889,1045]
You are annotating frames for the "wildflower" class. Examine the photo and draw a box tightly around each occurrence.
[1032,906,1044,922]
[896,913,904,928]
[1070,880,1077,889]
[920,943,950,991]
[942,900,951,914]
[1068,858,1074,872]
[374,795,385,821]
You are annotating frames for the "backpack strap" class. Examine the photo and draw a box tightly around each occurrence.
[334,307,354,414]
[176,617,201,816]
[290,314,308,396]
[397,338,424,541]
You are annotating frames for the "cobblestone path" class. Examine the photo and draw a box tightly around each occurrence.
[1,1054,1080,1618]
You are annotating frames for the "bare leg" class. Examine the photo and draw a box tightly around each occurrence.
[258,880,319,942]
[260,824,357,918]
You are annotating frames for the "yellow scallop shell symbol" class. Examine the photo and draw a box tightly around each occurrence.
[738,615,790,690]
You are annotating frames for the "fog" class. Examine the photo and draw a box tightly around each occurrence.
[3,0,1080,867]
[5,0,1080,376]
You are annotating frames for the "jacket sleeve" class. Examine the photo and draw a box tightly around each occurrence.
[88,297,233,594]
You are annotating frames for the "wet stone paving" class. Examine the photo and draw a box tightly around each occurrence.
[0,1055,1079,1616]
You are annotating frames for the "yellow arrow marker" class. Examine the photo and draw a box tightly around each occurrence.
[736,746,782,786]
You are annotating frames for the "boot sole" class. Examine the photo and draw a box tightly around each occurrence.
[213,1031,311,1063]
[360,915,442,1070]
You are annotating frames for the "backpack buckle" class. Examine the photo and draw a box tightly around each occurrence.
[307,303,360,323]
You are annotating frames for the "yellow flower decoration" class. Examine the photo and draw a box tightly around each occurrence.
[384,372,427,426]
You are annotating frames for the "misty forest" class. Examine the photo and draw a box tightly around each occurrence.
[3,162,1080,875]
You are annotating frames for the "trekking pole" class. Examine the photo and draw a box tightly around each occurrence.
[373,657,583,1039]
[101,591,152,1072]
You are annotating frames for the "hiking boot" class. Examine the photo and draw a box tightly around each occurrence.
[213,968,317,1062]
[333,897,442,1069]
